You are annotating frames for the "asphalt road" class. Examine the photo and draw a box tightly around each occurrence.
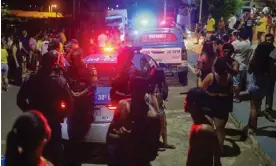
[1,68,269,166]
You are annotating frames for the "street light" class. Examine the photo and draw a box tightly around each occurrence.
[50,4,58,18]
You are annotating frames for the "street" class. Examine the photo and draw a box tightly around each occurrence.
[1,69,269,166]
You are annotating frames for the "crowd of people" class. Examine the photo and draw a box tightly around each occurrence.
[2,25,174,166]
[1,26,124,93]
[196,6,276,45]
[1,28,68,89]
[188,12,276,166]
[1,5,276,166]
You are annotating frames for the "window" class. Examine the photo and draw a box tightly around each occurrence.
[106,18,122,24]
[88,63,117,86]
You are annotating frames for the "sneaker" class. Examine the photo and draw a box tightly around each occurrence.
[242,125,256,137]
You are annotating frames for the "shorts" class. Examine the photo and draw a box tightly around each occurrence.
[208,95,233,120]
[1,63,9,75]
[247,73,269,100]
[257,31,264,40]
[233,70,247,87]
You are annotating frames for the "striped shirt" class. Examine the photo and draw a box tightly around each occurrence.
[246,19,254,27]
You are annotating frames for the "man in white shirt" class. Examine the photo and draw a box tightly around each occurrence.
[228,14,237,32]
[232,31,252,103]
[251,5,257,15]
[41,36,50,56]
[262,7,270,16]
[98,30,109,47]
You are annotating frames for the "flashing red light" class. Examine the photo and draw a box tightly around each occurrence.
[60,101,67,109]
[104,47,114,52]
[107,105,117,110]
[160,20,166,25]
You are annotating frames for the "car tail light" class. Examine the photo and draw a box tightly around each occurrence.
[60,100,67,110]
[107,104,117,110]
[182,49,187,60]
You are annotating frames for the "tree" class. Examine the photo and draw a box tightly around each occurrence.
[1,3,9,17]
[196,0,242,22]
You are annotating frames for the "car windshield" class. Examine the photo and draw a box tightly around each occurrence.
[88,63,117,87]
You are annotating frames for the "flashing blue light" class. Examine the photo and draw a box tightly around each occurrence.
[133,11,156,29]
[133,30,139,35]
[141,19,149,25]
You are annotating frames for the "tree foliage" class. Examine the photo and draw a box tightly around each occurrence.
[196,0,242,22]
[1,3,9,17]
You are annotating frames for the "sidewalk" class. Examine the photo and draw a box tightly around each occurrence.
[231,97,276,165]
[185,36,276,166]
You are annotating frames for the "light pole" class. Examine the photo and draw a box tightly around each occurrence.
[199,0,202,23]
[164,0,167,20]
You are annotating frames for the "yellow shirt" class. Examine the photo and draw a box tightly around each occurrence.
[60,32,67,44]
[207,18,215,32]
[36,40,42,51]
[1,49,8,64]
[257,17,267,32]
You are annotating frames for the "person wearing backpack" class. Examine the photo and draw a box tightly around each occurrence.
[17,50,74,166]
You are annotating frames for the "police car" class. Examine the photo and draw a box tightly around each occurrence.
[61,47,159,145]
[61,47,117,143]
[133,28,188,85]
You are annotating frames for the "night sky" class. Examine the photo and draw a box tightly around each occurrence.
[2,0,181,13]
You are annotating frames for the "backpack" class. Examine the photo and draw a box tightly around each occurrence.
[269,48,276,80]
[26,71,73,121]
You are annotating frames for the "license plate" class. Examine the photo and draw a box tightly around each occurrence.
[141,48,182,63]
[94,109,101,116]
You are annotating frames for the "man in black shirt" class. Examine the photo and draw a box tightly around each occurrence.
[17,50,74,166]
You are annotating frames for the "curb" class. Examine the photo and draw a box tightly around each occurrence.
[229,113,276,166]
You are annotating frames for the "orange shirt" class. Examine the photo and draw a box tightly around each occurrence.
[219,21,225,29]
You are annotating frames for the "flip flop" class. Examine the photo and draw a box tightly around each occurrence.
[233,98,241,103]
[163,144,176,149]
[158,148,166,152]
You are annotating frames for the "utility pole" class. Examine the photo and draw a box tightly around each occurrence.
[199,0,202,23]
[73,0,76,20]
[164,0,167,20]
[250,0,254,7]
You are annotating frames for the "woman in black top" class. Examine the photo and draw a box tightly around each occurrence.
[198,57,233,156]
[245,42,275,134]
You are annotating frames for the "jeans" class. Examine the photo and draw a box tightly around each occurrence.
[246,27,253,43]
[219,28,225,39]
[1,63,9,75]
[266,79,276,109]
